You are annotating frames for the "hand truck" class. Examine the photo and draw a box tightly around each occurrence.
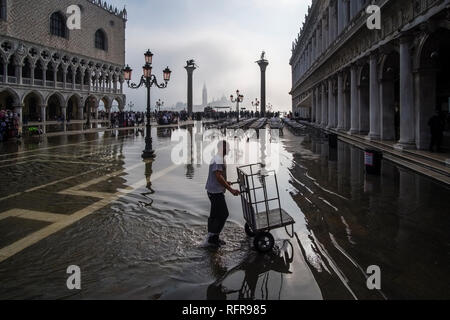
[236,163,295,253]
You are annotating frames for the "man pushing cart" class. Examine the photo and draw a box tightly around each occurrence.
[204,140,295,253]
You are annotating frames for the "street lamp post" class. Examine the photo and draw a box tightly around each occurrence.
[230,90,244,123]
[123,50,172,159]
[252,98,260,114]
[156,99,164,113]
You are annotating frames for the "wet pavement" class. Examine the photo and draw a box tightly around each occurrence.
[0,123,449,300]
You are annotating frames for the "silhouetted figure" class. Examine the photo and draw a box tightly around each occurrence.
[428,110,445,153]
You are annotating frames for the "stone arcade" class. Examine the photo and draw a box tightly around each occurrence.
[290,0,450,151]
[0,0,127,135]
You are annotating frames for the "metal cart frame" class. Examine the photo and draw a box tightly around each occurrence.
[236,163,295,253]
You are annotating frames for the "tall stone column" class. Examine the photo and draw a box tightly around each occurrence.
[63,68,67,89]
[2,62,7,82]
[16,64,22,85]
[322,15,327,52]
[54,68,58,88]
[311,89,316,122]
[327,78,336,129]
[61,107,67,132]
[42,66,47,85]
[78,102,84,121]
[350,0,357,19]
[343,0,349,29]
[328,4,334,45]
[337,0,344,34]
[321,83,328,127]
[395,36,416,150]
[14,105,23,137]
[30,64,35,86]
[317,27,322,56]
[415,68,437,150]
[40,105,46,134]
[359,77,370,135]
[316,86,321,125]
[337,72,345,131]
[257,57,269,115]
[185,62,197,115]
[72,72,76,90]
[349,65,359,134]
[368,54,381,140]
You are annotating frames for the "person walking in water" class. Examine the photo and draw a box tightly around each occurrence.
[428,110,445,153]
[204,140,240,248]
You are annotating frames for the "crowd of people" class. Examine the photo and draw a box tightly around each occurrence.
[156,111,181,125]
[110,111,146,128]
[0,110,21,142]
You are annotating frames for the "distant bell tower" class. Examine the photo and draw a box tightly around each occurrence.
[202,84,208,108]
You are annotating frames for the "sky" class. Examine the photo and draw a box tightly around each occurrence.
[107,0,311,112]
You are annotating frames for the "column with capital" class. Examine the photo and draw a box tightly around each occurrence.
[119,77,124,94]
[72,71,76,90]
[311,89,316,123]
[30,63,35,86]
[349,65,359,134]
[322,14,327,52]
[337,0,344,34]
[2,60,7,83]
[42,65,47,86]
[328,2,334,45]
[327,78,336,129]
[16,62,23,85]
[395,36,416,150]
[322,83,328,127]
[63,67,67,90]
[368,54,381,140]
[185,61,197,115]
[61,107,67,132]
[40,105,47,134]
[337,72,345,131]
[316,86,321,125]
[53,67,58,88]
[342,0,349,29]
[257,56,269,115]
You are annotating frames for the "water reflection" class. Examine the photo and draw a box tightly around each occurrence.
[141,159,155,207]
[1,122,449,300]
[285,128,450,299]
[207,240,294,300]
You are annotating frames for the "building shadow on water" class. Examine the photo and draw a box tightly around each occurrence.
[206,240,294,300]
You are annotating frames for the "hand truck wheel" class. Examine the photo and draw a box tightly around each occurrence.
[244,223,255,237]
[253,232,275,253]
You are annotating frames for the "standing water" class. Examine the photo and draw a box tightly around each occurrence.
[0,122,449,300]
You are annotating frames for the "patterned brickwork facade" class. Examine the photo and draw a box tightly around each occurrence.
[0,0,126,65]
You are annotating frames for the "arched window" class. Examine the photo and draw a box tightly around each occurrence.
[95,29,107,51]
[50,12,67,38]
[0,0,6,20]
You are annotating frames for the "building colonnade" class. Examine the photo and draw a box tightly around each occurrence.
[291,0,450,151]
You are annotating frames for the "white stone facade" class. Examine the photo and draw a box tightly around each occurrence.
[290,0,450,151]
